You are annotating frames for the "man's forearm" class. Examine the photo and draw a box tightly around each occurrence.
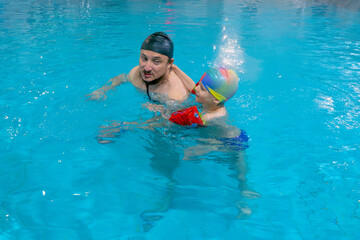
[101,73,128,92]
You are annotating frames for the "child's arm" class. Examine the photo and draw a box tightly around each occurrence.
[200,107,228,124]
[172,64,196,93]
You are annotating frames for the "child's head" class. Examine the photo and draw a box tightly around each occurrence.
[193,67,239,107]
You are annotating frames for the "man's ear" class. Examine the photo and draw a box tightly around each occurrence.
[168,58,174,71]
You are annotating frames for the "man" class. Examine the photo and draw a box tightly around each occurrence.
[86,32,190,102]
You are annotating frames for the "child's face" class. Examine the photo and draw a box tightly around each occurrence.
[194,82,217,106]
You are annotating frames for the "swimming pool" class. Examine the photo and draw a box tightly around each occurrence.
[1,0,360,239]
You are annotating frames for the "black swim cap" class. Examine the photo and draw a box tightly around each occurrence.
[141,32,174,59]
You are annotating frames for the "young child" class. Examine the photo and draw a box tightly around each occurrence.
[169,67,258,209]
[169,67,239,127]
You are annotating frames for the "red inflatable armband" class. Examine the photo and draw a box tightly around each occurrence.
[169,106,204,127]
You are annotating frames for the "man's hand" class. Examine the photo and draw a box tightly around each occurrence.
[85,89,108,101]
[85,73,128,101]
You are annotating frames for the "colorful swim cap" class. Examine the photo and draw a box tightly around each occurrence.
[199,67,239,102]
[141,32,174,59]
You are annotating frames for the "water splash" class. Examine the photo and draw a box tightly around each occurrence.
[214,20,245,73]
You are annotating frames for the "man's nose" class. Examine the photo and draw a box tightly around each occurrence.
[144,62,152,71]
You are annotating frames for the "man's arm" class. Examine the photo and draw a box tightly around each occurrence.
[172,65,196,93]
[86,73,129,101]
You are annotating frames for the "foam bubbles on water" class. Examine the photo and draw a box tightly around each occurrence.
[314,95,335,113]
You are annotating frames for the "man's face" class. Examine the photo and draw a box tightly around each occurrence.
[139,50,173,82]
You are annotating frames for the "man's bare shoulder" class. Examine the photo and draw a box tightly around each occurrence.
[127,66,138,81]
[167,69,189,101]
[128,66,144,88]
[172,65,195,93]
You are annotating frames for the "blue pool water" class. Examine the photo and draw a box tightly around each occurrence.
[1,0,360,239]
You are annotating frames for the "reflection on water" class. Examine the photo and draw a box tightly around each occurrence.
[1,0,360,239]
